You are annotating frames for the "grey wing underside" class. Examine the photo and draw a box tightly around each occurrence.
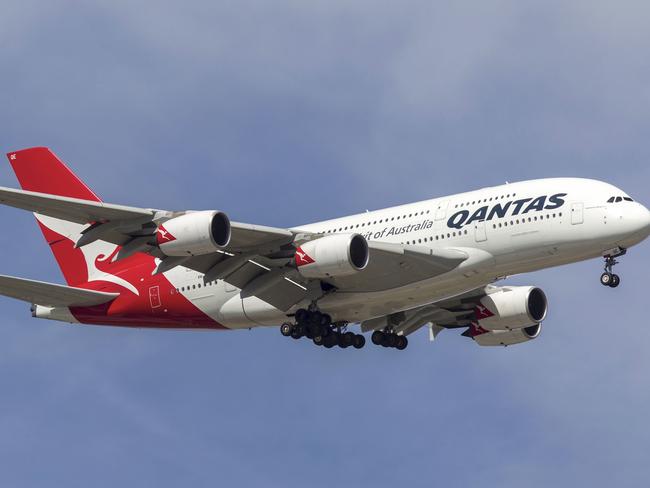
[180,241,469,311]
[360,285,496,336]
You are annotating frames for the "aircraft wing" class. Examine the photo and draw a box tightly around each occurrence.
[0,274,119,307]
[179,241,469,311]
[325,241,468,292]
[360,285,496,336]
[0,186,157,224]
[0,184,297,251]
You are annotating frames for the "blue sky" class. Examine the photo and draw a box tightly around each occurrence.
[1,1,649,486]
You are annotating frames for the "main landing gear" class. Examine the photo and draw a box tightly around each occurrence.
[600,248,626,288]
[371,330,408,350]
[280,308,365,350]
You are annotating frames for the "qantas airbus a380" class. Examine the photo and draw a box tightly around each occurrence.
[1,147,648,350]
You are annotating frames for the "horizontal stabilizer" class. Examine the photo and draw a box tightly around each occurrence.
[0,274,119,307]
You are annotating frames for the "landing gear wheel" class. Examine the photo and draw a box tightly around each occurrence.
[323,335,337,348]
[371,331,384,345]
[295,308,309,324]
[320,314,332,327]
[280,323,293,337]
[600,272,612,286]
[339,332,354,348]
[290,326,303,340]
[313,335,325,346]
[601,250,626,288]
[395,336,408,350]
[353,334,366,349]
[310,311,323,326]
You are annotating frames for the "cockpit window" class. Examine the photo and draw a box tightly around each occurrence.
[608,196,633,203]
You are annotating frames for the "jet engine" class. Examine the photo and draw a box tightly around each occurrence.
[475,286,547,331]
[295,234,369,279]
[157,210,231,256]
[473,323,541,347]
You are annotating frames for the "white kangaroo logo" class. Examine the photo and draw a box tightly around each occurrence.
[157,227,172,241]
[36,214,140,296]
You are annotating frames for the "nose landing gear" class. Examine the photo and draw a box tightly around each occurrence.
[600,248,626,288]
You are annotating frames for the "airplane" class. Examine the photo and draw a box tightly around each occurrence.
[0,147,648,350]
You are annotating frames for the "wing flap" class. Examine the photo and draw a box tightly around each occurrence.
[0,274,119,307]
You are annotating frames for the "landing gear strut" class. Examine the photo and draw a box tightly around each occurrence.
[600,249,626,288]
[280,308,366,350]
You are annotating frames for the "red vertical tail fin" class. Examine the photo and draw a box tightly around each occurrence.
[6,147,104,285]
[8,147,101,202]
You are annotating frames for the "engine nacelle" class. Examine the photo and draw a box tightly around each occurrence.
[473,323,541,347]
[475,286,548,331]
[157,210,231,256]
[295,234,369,279]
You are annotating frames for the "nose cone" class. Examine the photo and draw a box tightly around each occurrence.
[609,202,650,248]
[628,203,650,241]
[642,204,650,238]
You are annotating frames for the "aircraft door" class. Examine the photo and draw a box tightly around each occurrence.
[474,220,487,242]
[149,285,162,309]
[435,200,449,221]
[571,202,584,225]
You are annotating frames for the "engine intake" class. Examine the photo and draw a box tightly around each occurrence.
[475,286,548,331]
[295,234,369,279]
[157,210,231,256]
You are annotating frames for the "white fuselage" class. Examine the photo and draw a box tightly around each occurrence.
[164,178,650,329]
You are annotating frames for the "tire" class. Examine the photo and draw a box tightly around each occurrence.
[353,334,366,349]
[339,332,353,348]
[600,272,612,286]
[324,335,337,348]
[319,325,331,338]
[610,274,620,288]
[320,313,332,327]
[280,323,293,337]
[295,308,309,324]
[384,334,397,348]
[310,311,322,326]
[371,331,384,345]
[396,336,408,350]
[290,326,303,340]
[313,335,324,346]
